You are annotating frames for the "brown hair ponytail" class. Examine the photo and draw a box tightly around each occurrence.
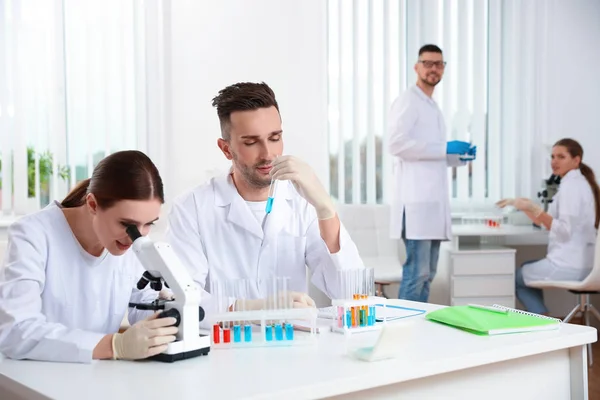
[61,178,91,208]
[579,162,600,229]
[554,138,600,229]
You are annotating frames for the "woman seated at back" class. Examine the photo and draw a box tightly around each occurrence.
[497,138,599,315]
[0,150,177,363]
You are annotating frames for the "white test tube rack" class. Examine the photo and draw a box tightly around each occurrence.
[330,296,388,335]
[209,307,318,349]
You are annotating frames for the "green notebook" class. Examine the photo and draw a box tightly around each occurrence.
[426,304,561,336]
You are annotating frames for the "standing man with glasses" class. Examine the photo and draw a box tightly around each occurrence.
[387,44,476,302]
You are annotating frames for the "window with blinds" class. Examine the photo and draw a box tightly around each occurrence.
[0,0,150,216]
[327,0,497,206]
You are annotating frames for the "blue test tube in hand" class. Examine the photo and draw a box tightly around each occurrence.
[265,178,276,214]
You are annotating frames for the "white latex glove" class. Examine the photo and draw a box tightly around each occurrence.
[236,291,316,311]
[270,156,336,220]
[496,198,543,217]
[159,288,174,300]
[495,198,514,208]
[112,312,178,360]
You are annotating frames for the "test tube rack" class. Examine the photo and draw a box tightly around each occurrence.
[330,296,387,334]
[461,214,504,228]
[209,307,318,349]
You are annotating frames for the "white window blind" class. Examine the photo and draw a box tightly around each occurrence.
[0,0,154,216]
[327,0,493,205]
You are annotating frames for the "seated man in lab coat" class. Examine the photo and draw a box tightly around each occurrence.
[166,81,364,313]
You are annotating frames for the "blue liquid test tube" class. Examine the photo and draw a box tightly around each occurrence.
[266,325,273,341]
[233,324,241,342]
[275,323,283,340]
[285,323,293,340]
[244,324,252,342]
[265,178,276,213]
[346,310,352,328]
[370,306,376,325]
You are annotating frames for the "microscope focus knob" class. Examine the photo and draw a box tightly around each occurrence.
[198,306,205,322]
[158,308,181,327]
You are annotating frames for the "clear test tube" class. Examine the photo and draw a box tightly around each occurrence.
[351,269,358,328]
[212,280,222,344]
[242,279,252,342]
[282,277,293,340]
[359,269,366,327]
[360,269,367,327]
[232,279,242,343]
[265,178,276,214]
[336,269,344,328]
[275,277,284,341]
[366,268,376,326]
[343,269,351,328]
[222,281,231,343]
[264,277,274,341]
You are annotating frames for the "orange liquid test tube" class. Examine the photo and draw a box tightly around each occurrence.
[352,294,358,327]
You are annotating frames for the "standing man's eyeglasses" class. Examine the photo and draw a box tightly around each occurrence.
[418,60,447,68]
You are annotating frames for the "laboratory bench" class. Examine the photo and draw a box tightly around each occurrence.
[0,299,595,400]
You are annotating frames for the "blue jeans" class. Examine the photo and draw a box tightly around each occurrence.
[398,223,441,302]
[515,261,548,314]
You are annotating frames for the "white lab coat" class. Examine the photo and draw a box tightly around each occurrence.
[544,168,597,274]
[388,85,464,240]
[165,174,364,316]
[0,202,156,363]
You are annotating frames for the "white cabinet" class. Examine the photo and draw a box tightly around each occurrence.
[431,242,517,307]
[449,246,516,307]
[430,225,548,309]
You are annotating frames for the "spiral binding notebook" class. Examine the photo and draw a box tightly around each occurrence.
[425,304,561,336]
[490,304,562,323]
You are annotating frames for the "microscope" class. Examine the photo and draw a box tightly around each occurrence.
[125,225,211,362]
[537,174,561,212]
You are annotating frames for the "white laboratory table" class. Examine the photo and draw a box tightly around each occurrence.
[431,224,549,308]
[0,300,596,400]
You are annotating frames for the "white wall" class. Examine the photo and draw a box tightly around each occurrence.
[545,0,600,174]
[164,0,328,201]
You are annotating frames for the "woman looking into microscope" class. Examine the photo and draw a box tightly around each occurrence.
[0,151,177,363]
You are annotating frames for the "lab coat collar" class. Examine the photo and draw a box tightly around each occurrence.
[562,168,582,183]
[411,84,437,106]
[213,173,294,241]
